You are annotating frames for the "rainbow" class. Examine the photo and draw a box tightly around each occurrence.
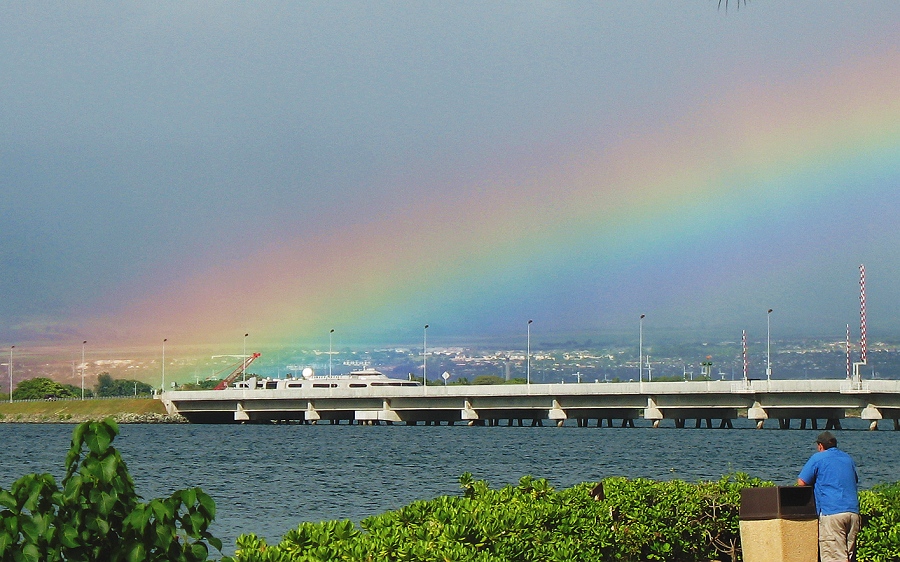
[89,47,900,347]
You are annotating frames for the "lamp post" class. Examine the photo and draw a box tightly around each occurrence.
[242,333,249,381]
[639,314,645,383]
[161,338,167,393]
[526,320,533,385]
[8,345,14,403]
[423,325,429,393]
[81,341,87,400]
[329,329,334,376]
[766,309,773,380]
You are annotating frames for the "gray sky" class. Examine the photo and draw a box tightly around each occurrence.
[1,2,898,347]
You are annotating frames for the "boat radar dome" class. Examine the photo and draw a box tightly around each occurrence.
[302,367,315,379]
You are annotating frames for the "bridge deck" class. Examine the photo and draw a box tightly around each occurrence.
[163,379,900,428]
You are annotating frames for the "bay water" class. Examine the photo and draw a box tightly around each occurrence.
[1,419,896,555]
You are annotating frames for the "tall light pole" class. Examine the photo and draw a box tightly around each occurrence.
[766,309,773,380]
[329,329,334,376]
[639,314,645,383]
[242,333,249,381]
[161,338,167,393]
[526,320,533,385]
[423,325,429,393]
[81,340,87,400]
[8,345,14,403]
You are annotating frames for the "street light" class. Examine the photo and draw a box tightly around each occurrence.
[242,333,249,381]
[81,341,87,400]
[329,329,334,376]
[766,309,773,381]
[639,314,645,383]
[8,345,14,403]
[526,320,533,385]
[423,325,429,393]
[161,338,167,393]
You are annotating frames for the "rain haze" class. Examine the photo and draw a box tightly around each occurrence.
[1,2,899,352]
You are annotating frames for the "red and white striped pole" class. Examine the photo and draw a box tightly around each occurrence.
[742,330,748,382]
[846,324,851,379]
[860,264,867,365]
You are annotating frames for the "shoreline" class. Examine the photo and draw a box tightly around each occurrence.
[0,412,187,424]
[0,397,186,424]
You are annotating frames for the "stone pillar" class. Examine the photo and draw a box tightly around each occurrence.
[644,397,663,423]
[861,404,882,431]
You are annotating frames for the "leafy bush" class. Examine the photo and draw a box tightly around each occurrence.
[0,418,223,561]
[227,473,770,562]
[228,473,900,562]
[858,483,900,561]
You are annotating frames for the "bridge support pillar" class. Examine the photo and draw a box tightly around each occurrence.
[748,402,768,430]
[644,398,663,424]
[549,400,568,427]
[461,400,479,423]
[861,404,882,431]
[799,418,821,430]
[305,402,321,423]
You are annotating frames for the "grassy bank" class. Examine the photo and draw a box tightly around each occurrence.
[0,397,171,423]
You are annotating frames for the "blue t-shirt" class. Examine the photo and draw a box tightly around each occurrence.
[798,447,859,515]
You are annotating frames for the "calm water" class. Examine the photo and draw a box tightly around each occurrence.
[1,419,897,555]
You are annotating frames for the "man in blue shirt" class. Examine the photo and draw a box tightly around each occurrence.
[797,431,860,562]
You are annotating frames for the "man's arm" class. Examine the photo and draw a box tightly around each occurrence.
[798,456,818,487]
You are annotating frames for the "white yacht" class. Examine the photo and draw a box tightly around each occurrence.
[231,367,421,391]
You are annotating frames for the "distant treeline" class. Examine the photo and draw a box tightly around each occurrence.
[5,373,154,400]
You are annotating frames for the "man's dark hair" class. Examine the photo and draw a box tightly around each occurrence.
[816,431,837,449]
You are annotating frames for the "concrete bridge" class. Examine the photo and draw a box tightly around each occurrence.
[162,378,900,429]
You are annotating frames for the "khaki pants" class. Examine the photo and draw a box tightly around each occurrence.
[819,512,861,562]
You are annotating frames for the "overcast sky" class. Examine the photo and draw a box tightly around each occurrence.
[1,2,898,349]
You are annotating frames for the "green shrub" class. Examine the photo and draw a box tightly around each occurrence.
[858,482,900,561]
[229,472,900,562]
[0,418,223,561]
[228,473,770,562]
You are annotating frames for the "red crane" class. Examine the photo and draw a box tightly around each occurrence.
[212,353,262,390]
